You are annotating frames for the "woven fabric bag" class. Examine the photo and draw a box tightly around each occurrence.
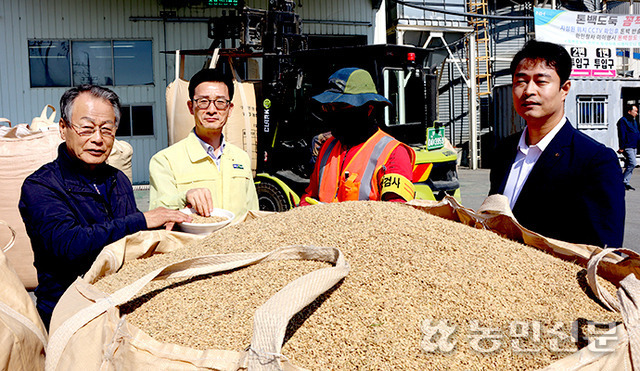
[46,197,640,370]
[106,139,133,183]
[0,116,62,289]
[409,196,640,369]
[165,52,257,173]
[0,221,47,371]
[45,227,348,371]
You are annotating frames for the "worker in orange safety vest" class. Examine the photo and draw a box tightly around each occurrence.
[299,68,416,205]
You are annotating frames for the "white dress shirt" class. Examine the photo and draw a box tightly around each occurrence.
[196,131,226,170]
[503,117,567,209]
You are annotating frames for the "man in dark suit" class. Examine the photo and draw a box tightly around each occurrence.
[617,104,639,191]
[489,40,625,248]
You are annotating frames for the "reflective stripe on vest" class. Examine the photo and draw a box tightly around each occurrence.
[317,138,338,191]
[316,130,407,202]
[358,135,394,200]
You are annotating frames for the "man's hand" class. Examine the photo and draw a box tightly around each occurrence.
[186,188,214,216]
[144,207,192,231]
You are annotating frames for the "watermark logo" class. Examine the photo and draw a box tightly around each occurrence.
[420,319,619,355]
[420,320,457,353]
[469,320,503,353]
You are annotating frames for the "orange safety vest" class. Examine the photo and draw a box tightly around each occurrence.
[316,129,416,202]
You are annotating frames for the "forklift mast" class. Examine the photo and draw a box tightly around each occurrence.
[255,0,307,175]
[207,2,439,179]
[259,45,439,175]
[198,2,458,210]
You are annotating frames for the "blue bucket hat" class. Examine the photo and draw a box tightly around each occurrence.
[312,67,391,107]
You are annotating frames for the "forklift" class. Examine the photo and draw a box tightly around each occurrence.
[167,0,461,211]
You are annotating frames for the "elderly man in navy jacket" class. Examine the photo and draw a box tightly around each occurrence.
[617,104,639,191]
[19,85,190,328]
[489,40,624,248]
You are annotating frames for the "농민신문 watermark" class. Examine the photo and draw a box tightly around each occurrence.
[420,319,620,355]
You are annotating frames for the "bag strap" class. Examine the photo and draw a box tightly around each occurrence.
[248,246,349,370]
[46,245,349,371]
[0,221,16,253]
[174,50,186,80]
[227,56,254,163]
[0,222,47,349]
[587,248,640,367]
[209,48,220,69]
[0,118,11,127]
[0,300,48,348]
[39,105,56,122]
[586,248,639,312]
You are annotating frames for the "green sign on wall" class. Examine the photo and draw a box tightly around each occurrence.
[427,127,445,151]
[208,0,240,6]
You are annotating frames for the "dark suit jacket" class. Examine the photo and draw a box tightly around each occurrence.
[617,115,640,149]
[489,121,625,248]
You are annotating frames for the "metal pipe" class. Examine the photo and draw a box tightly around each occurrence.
[393,0,533,20]
[384,70,391,125]
[304,19,372,26]
[130,16,210,22]
[396,30,407,125]
[130,16,372,27]
[468,34,479,170]
[398,70,406,124]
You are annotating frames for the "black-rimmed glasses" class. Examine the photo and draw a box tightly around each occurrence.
[193,98,231,110]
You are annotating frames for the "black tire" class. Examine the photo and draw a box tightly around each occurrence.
[256,182,291,212]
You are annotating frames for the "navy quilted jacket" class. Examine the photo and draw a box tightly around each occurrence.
[19,144,147,327]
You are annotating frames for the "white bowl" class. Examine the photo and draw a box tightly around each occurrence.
[177,208,234,235]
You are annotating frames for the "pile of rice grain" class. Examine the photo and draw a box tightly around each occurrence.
[95,201,619,370]
[188,214,228,224]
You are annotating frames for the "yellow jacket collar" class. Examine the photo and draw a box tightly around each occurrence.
[185,132,236,163]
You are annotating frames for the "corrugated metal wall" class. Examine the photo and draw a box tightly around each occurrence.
[583,0,602,12]
[381,1,533,167]
[606,1,640,14]
[0,0,375,184]
[298,1,375,37]
[489,3,531,87]
[386,0,471,153]
[0,0,220,184]
[492,83,524,141]
[482,2,531,166]
[438,55,470,151]
[393,0,467,26]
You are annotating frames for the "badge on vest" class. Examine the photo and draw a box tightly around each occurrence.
[233,164,244,169]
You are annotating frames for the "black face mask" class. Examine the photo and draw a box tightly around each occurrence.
[322,106,378,146]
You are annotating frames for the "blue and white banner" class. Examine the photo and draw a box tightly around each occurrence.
[534,8,631,77]
[535,7,640,48]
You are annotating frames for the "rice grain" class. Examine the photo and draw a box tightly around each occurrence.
[95,201,619,370]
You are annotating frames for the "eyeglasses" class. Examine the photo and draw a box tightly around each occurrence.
[67,122,116,138]
[193,98,231,110]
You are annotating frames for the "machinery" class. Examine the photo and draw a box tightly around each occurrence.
[175,0,461,211]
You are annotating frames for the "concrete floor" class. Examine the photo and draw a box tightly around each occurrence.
[623,168,640,252]
[457,168,490,211]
